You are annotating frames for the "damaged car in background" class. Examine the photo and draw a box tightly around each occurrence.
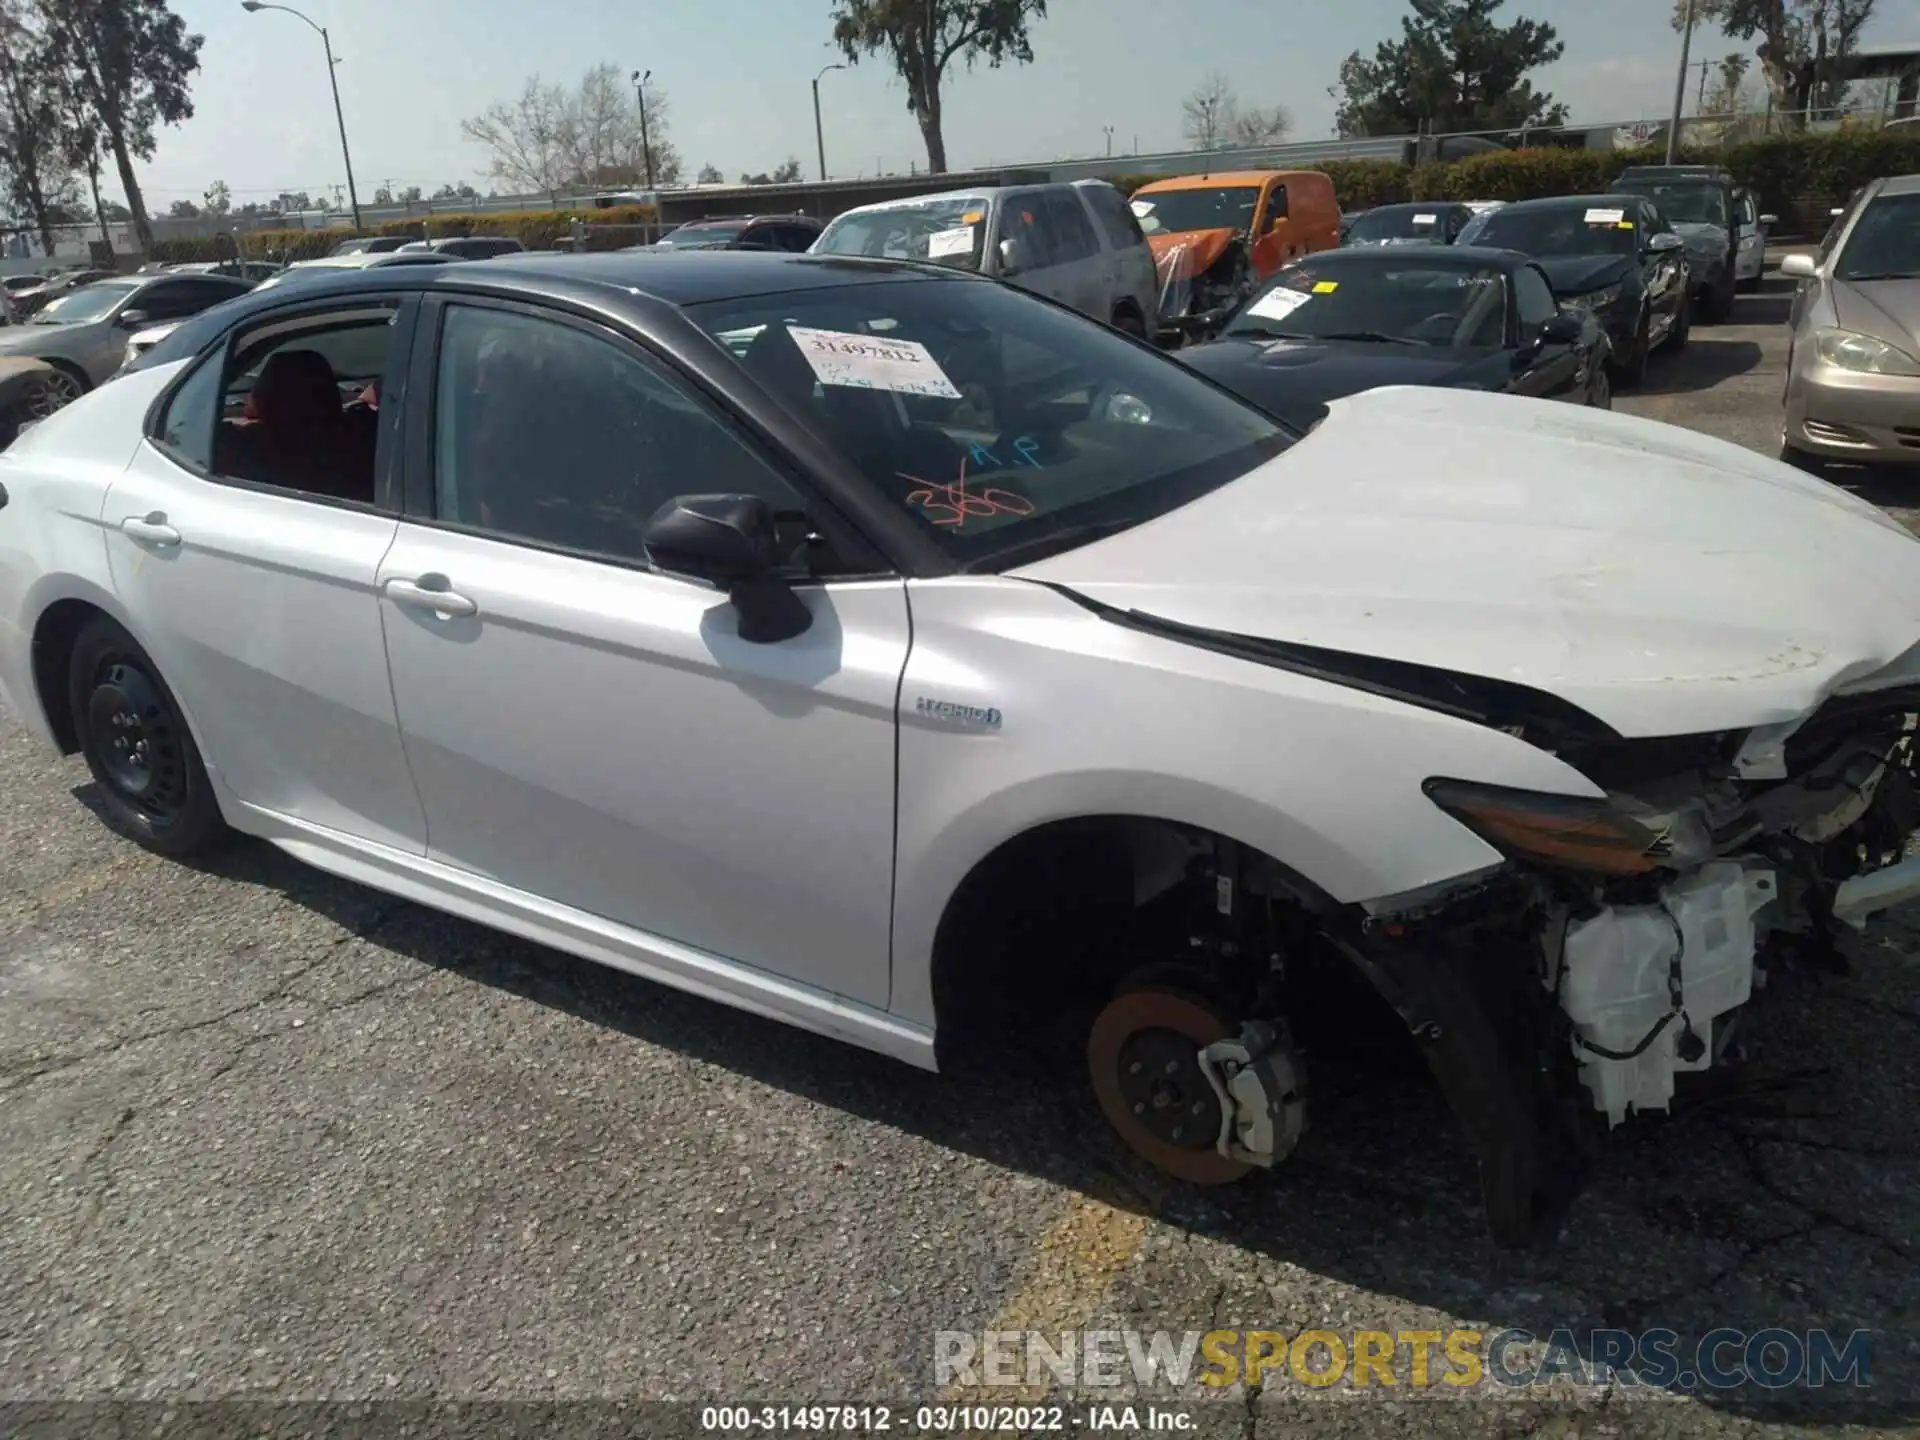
[4,254,1920,1252]
[1129,170,1339,344]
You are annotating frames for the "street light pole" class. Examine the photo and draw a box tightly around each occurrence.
[813,63,846,182]
[240,1,361,228]
[1666,0,1698,164]
[632,70,655,189]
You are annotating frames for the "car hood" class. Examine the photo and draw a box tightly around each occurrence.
[1832,276,1920,352]
[1012,386,1920,738]
[1177,337,1482,425]
[1148,228,1238,283]
[1671,220,1728,251]
[1534,254,1634,296]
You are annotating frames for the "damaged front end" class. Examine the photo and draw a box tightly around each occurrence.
[1153,237,1258,347]
[1353,688,1920,1245]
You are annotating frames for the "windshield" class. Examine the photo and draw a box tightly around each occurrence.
[1227,260,1507,347]
[1836,193,1920,281]
[31,280,138,325]
[1130,187,1260,237]
[692,279,1288,568]
[1615,181,1727,227]
[656,224,745,250]
[1459,204,1639,257]
[1345,207,1445,243]
[813,196,989,270]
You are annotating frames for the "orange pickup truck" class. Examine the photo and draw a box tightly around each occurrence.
[1130,170,1340,343]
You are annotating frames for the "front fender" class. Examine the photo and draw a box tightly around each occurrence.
[890,577,1603,1029]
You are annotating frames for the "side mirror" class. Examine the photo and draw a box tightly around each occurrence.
[1647,232,1685,254]
[997,237,1028,275]
[1538,311,1585,346]
[642,493,812,644]
[117,308,150,329]
[1779,252,1818,279]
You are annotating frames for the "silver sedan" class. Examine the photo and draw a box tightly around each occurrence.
[1780,173,1920,473]
[0,272,251,410]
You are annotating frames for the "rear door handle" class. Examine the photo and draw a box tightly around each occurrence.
[384,577,478,618]
[120,515,181,547]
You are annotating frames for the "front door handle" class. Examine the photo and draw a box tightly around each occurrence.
[120,514,181,547]
[384,577,478,618]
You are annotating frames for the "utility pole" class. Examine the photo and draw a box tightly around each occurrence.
[813,63,847,182]
[1667,0,1698,162]
[632,70,655,189]
[1695,58,1713,114]
[1102,125,1114,157]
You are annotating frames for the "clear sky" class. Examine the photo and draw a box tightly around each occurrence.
[121,0,1904,210]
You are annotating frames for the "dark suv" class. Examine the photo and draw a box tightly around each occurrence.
[632,215,824,253]
[1611,164,1755,323]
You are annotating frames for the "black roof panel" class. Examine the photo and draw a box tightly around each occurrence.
[450,250,974,305]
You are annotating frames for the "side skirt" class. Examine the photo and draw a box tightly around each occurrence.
[224,797,939,1073]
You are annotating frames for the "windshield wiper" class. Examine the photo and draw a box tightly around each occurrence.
[1313,330,1430,347]
[1223,323,1309,340]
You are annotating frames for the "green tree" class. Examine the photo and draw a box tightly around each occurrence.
[770,156,803,183]
[1675,0,1877,125]
[36,0,203,253]
[830,0,1048,173]
[1334,0,1567,138]
[0,0,77,252]
[696,162,724,183]
[201,177,228,216]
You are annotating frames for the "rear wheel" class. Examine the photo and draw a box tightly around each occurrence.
[1587,363,1612,410]
[1658,293,1691,353]
[67,617,227,857]
[28,365,84,420]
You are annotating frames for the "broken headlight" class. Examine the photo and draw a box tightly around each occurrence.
[1423,778,1689,876]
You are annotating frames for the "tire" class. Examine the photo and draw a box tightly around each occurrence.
[1587,363,1612,410]
[30,364,85,419]
[1658,294,1691,354]
[67,617,227,857]
[1613,309,1650,388]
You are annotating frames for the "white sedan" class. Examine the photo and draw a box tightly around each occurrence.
[4,250,1920,1248]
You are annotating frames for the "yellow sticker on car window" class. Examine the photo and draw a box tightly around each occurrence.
[1312,280,1338,293]
[961,211,983,224]
[1618,221,1635,230]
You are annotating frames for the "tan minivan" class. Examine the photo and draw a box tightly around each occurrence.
[1130,169,1340,341]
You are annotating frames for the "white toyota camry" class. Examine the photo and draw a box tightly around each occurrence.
[3,250,1918,1247]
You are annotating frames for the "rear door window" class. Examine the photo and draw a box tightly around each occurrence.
[1077,184,1145,252]
[1043,190,1100,264]
[999,191,1057,269]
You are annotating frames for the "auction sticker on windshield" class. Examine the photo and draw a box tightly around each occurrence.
[789,326,963,399]
[1584,208,1626,224]
[927,225,976,259]
[1248,288,1311,321]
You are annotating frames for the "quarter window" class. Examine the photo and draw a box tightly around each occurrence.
[1076,184,1143,252]
[431,305,805,565]
[154,348,225,470]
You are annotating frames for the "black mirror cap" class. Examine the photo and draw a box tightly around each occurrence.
[643,493,781,584]
[1540,311,1585,344]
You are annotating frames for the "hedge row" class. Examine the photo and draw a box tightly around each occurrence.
[148,203,660,264]
[146,131,1919,265]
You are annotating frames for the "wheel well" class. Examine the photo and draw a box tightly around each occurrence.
[39,357,91,391]
[31,599,106,753]
[928,815,1337,1050]
[1110,298,1143,326]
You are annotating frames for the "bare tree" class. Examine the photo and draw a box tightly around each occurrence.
[1231,102,1291,146]
[461,75,572,194]
[563,63,635,188]
[1181,71,1235,150]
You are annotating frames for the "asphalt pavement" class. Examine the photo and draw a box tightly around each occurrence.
[2,263,1918,1438]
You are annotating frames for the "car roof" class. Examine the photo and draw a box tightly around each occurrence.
[1489,192,1646,213]
[1877,173,1920,198]
[458,250,971,304]
[1135,171,1289,191]
[1304,243,1529,271]
[1616,165,1732,182]
[1362,200,1468,214]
